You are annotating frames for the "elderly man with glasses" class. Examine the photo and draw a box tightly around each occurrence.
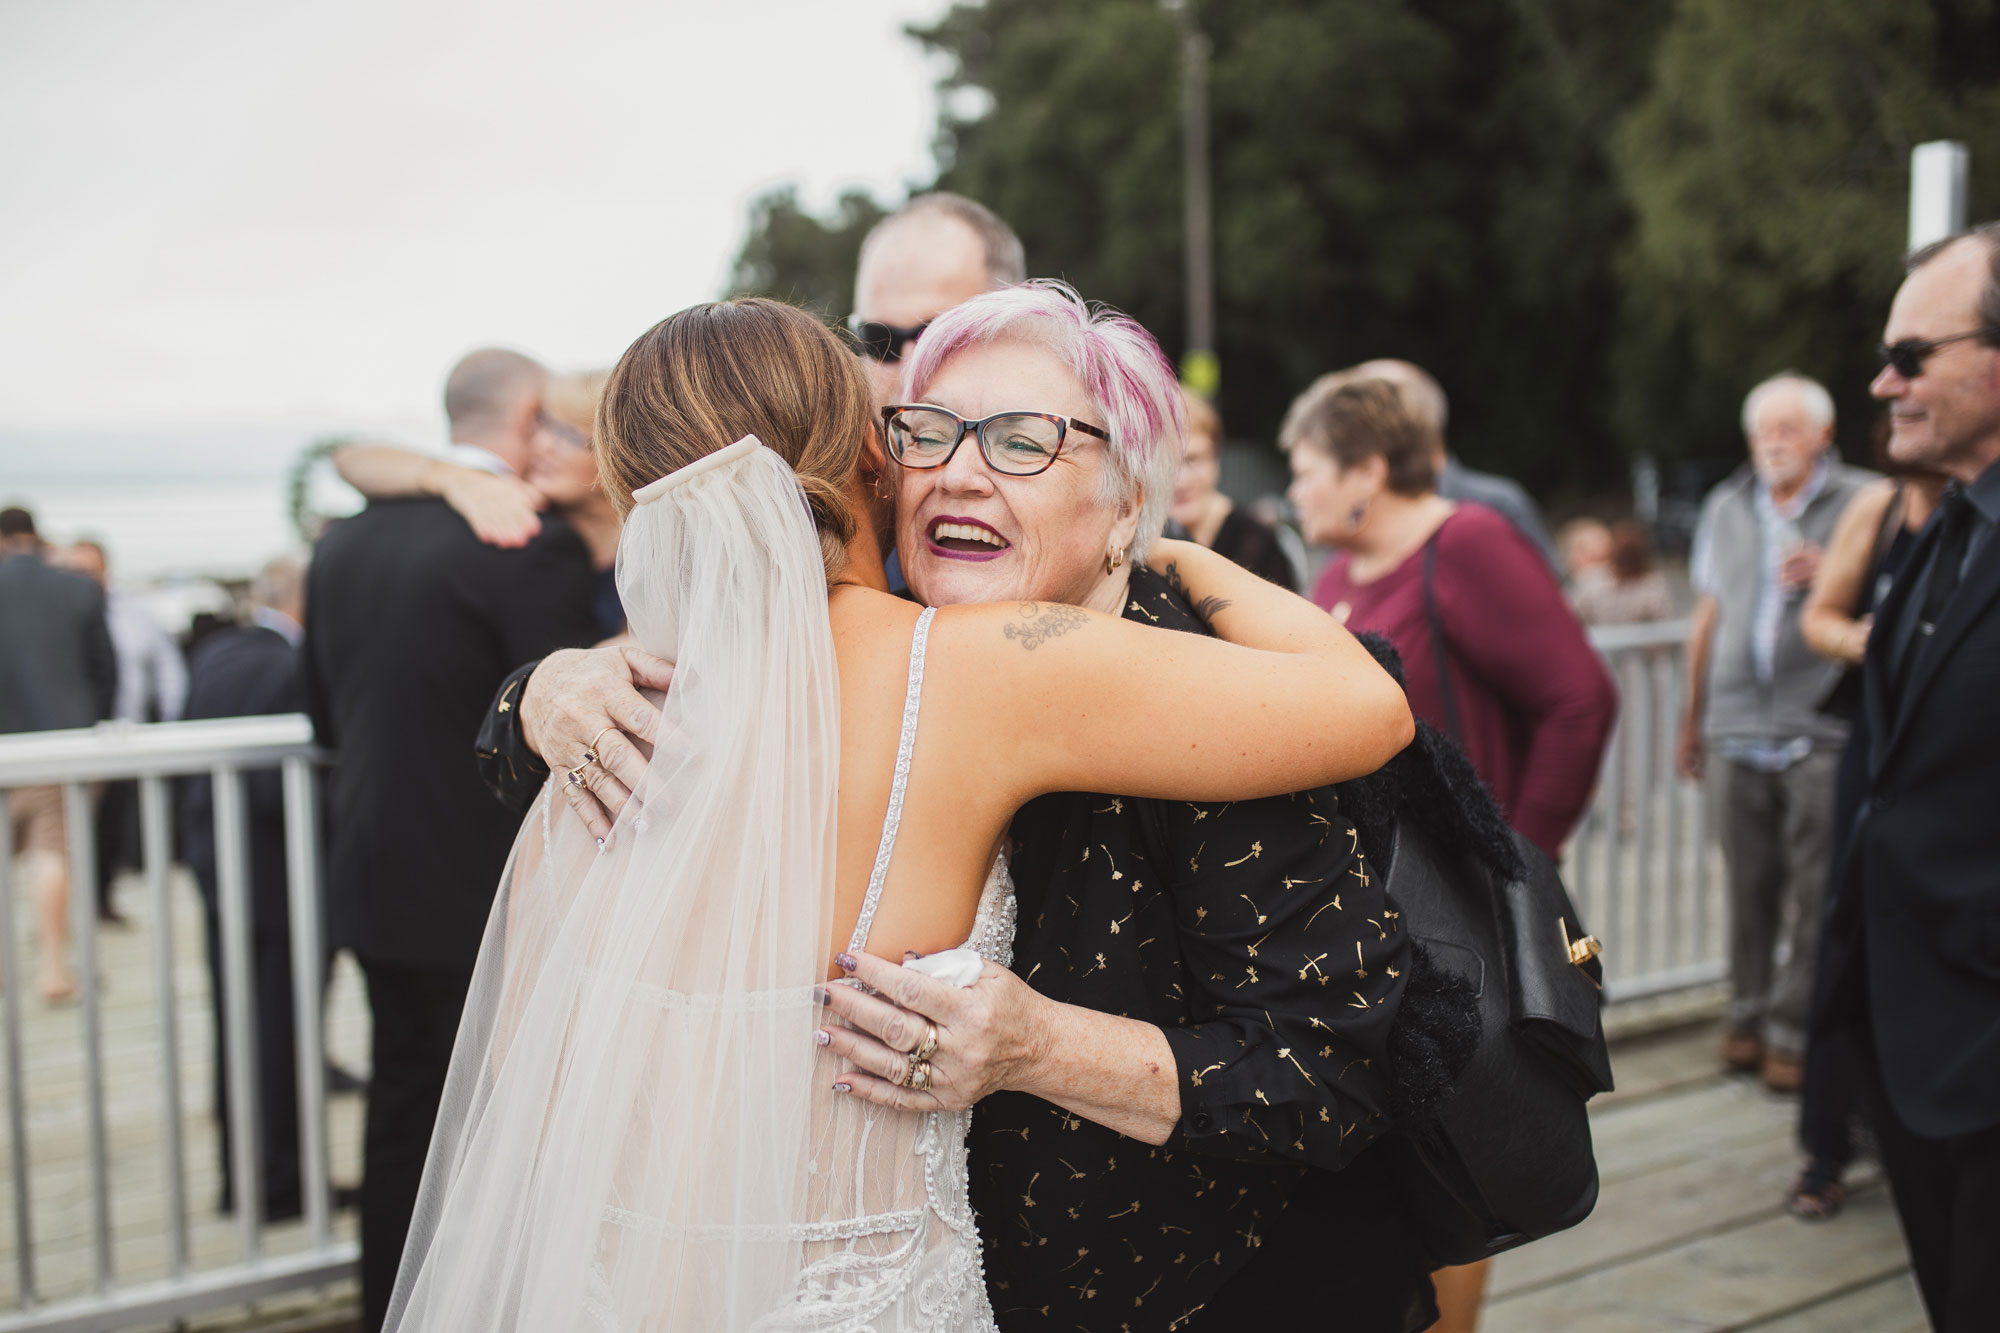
[1815,222,2000,1332]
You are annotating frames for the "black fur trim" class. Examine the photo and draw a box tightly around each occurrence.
[1384,940,1483,1125]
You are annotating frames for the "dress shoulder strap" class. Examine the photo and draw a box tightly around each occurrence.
[846,607,936,955]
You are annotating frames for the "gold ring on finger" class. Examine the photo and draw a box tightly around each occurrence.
[565,766,590,789]
[590,726,618,757]
[909,1059,932,1092]
[912,1022,939,1063]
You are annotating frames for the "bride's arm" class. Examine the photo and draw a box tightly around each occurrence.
[333,442,547,547]
[927,567,1411,807]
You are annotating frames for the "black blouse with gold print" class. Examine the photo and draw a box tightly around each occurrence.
[969,567,1409,1330]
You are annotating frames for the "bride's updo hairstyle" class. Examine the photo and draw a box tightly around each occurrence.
[595,297,872,580]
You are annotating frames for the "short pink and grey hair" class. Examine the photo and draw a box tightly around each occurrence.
[899,279,1187,559]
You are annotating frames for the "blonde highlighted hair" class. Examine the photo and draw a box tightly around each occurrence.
[596,299,872,580]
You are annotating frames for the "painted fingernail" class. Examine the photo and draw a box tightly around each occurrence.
[904,951,921,962]
[595,837,607,852]
[835,953,857,972]
[833,1082,852,1094]
[812,987,830,1006]
[812,1030,831,1047]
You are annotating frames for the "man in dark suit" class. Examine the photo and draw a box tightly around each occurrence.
[180,554,313,1221]
[1820,222,2000,1331]
[303,349,598,1331]
[0,505,117,1000]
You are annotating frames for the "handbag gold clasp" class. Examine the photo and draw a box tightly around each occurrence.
[1559,918,1603,969]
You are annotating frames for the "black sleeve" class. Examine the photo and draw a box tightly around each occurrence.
[300,557,337,751]
[84,587,118,722]
[1154,790,1408,1172]
[475,659,549,813]
[492,529,599,667]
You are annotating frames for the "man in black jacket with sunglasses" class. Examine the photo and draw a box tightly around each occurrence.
[1819,222,2000,1332]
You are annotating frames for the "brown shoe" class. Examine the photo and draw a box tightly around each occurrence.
[1762,1051,1804,1093]
[1721,1030,1763,1072]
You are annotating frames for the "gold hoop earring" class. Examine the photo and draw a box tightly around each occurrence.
[1106,546,1126,574]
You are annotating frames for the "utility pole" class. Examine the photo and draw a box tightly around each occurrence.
[1168,1,1218,398]
[1908,140,1968,251]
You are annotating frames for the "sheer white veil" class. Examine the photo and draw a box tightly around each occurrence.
[383,434,840,1331]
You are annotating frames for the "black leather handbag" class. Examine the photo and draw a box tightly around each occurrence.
[1387,534,1614,1264]
[1381,818,1613,1264]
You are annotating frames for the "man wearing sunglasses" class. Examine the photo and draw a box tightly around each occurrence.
[1817,223,2000,1333]
[849,191,1025,406]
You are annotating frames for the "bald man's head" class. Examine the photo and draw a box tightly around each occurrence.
[852,193,1023,404]
[443,348,547,474]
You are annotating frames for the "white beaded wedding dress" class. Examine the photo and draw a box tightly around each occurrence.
[382,437,1004,1332]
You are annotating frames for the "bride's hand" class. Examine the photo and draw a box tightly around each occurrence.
[816,951,1053,1113]
[520,645,673,839]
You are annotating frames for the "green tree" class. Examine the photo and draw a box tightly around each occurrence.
[727,186,890,323]
[912,0,1666,494]
[1616,0,2000,464]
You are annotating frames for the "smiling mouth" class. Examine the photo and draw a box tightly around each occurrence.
[927,518,1011,561]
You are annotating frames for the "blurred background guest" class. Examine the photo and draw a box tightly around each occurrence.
[1287,358,1563,575]
[1789,439,1946,1222]
[0,505,117,1001]
[1287,378,1617,859]
[56,537,187,925]
[1676,372,1871,1093]
[1558,517,1614,594]
[848,191,1023,407]
[302,347,598,1331]
[1573,521,1674,626]
[179,553,313,1221]
[1171,387,1299,587]
[332,369,625,641]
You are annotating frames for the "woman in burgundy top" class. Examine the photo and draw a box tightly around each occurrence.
[1285,377,1617,858]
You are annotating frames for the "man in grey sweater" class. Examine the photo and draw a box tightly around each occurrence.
[1677,373,1872,1090]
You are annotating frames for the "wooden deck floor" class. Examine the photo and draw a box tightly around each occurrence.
[4,866,1925,1331]
[1485,1022,1924,1333]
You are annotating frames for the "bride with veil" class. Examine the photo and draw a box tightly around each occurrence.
[382,296,1411,1330]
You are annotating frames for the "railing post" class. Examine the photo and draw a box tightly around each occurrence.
[210,766,263,1260]
[282,758,332,1246]
[62,782,114,1294]
[0,791,36,1309]
[139,775,190,1277]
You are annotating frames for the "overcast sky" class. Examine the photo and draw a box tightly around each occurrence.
[0,0,951,436]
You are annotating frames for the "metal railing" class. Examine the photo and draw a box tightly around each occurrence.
[0,623,1719,1327]
[0,716,355,1333]
[1571,619,1727,1004]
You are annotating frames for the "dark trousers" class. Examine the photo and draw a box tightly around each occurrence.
[95,779,138,917]
[1863,1038,2000,1331]
[195,866,303,1219]
[358,958,474,1333]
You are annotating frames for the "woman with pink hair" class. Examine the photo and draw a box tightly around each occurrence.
[508,282,1451,1328]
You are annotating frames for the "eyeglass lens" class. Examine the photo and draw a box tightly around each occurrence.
[889,408,1063,475]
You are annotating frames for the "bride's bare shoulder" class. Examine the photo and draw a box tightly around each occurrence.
[827,585,926,661]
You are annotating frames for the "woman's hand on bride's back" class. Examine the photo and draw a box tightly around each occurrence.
[816,951,1054,1113]
[521,645,673,839]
